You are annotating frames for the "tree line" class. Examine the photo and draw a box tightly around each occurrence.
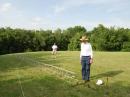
[0,24,130,54]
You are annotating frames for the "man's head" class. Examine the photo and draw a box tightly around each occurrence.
[80,35,89,42]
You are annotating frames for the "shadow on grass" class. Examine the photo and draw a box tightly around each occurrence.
[91,70,124,79]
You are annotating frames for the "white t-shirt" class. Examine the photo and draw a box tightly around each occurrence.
[80,42,93,58]
[52,45,58,50]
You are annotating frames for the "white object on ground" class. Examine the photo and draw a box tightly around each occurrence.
[96,79,103,85]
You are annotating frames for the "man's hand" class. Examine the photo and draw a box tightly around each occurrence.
[90,58,93,64]
[80,59,82,64]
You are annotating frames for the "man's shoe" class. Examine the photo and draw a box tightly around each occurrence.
[84,80,90,83]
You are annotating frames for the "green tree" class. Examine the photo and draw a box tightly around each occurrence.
[68,33,82,51]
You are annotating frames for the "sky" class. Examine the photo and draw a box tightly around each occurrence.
[0,0,130,30]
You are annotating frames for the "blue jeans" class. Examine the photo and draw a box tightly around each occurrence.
[81,56,91,80]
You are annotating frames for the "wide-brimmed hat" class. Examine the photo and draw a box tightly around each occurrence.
[80,36,88,41]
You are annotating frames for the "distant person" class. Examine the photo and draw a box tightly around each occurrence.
[52,43,58,55]
[80,35,93,83]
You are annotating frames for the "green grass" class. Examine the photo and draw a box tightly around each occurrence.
[0,51,130,97]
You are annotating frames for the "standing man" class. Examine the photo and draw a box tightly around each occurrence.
[80,35,93,83]
[52,43,58,55]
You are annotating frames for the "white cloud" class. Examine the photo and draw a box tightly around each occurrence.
[28,17,53,30]
[53,0,87,14]
[32,17,42,22]
[0,2,24,17]
[0,3,12,12]
[54,6,66,14]
[31,17,50,25]
[84,18,130,30]
[53,0,126,14]
[106,1,129,14]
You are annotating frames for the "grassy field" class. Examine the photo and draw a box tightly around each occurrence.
[0,51,130,97]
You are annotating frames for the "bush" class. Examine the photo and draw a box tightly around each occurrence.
[121,42,130,51]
